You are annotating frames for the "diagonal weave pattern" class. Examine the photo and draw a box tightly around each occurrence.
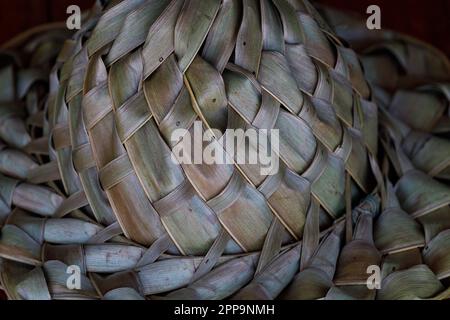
[0,0,449,300]
[47,0,377,259]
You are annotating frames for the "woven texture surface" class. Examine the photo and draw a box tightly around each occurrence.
[0,0,449,300]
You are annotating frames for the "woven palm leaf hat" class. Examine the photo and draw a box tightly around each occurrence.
[0,0,449,300]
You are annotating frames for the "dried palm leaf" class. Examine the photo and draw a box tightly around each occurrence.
[0,0,449,301]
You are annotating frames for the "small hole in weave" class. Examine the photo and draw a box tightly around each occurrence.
[205,259,210,264]
[243,41,246,46]
[176,121,181,127]
[159,57,163,62]
[212,98,217,103]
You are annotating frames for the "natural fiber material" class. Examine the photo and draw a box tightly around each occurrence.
[0,0,449,300]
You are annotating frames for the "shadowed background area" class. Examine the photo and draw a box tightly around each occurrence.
[0,0,449,55]
[318,0,450,56]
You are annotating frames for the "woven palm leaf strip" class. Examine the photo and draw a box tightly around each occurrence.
[318,4,450,300]
[0,21,73,223]
[0,0,447,300]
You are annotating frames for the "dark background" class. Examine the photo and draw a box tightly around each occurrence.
[0,0,449,300]
[320,0,450,55]
[0,0,449,55]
